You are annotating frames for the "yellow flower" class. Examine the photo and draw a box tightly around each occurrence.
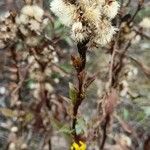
[71,141,86,150]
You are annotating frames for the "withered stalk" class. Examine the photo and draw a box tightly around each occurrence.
[72,40,88,142]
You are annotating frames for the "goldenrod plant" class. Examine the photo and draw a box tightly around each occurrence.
[50,0,120,148]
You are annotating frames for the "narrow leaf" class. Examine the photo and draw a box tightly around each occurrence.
[69,82,78,104]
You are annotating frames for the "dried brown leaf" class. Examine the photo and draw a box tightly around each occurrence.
[105,89,118,115]
[84,74,97,89]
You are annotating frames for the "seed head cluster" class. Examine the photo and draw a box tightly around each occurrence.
[50,0,120,47]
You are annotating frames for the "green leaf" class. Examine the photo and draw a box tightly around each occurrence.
[142,107,150,117]
[51,117,72,135]
[60,63,72,72]
[58,125,73,134]
[51,72,61,79]
[75,118,87,135]
[26,79,36,89]
[0,108,17,118]
[54,19,63,29]
[69,82,78,104]
[123,109,129,120]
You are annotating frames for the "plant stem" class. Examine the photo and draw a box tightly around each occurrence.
[72,40,88,141]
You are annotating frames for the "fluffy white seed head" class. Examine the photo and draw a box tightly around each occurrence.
[103,1,120,19]
[50,0,76,26]
[71,21,88,42]
[83,5,101,24]
[11,126,18,133]
[21,5,34,17]
[97,0,105,5]
[78,0,90,6]
[29,19,41,31]
[131,35,141,44]
[32,5,44,21]
[9,143,16,150]
[16,14,29,25]
[139,17,150,29]
[19,25,29,36]
[50,0,120,47]
[45,83,54,93]
[21,5,44,21]
[16,4,45,35]
[94,19,117,46]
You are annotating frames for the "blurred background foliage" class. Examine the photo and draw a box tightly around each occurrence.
[0,0,150,150]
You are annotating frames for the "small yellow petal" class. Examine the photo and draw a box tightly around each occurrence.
[71,141,86,150]
[79,141,86,150]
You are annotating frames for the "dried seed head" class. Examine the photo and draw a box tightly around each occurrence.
[71,21,88,42]
[11,126,18,133]
[21,5,44,21]
[139,17,150,29]
[83,5,101,23]
[50,0,120,47]
[103,0,120,19]
[21,5,34,17]
[50,0,76,26]
[93,19,117,46]
[32,5,44,21]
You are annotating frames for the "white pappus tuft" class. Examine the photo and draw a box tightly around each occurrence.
[71,21,88,42]
[50,0,76,26]
[21,5,44,21]
[102,1,120,19]
[50,0,120,47]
